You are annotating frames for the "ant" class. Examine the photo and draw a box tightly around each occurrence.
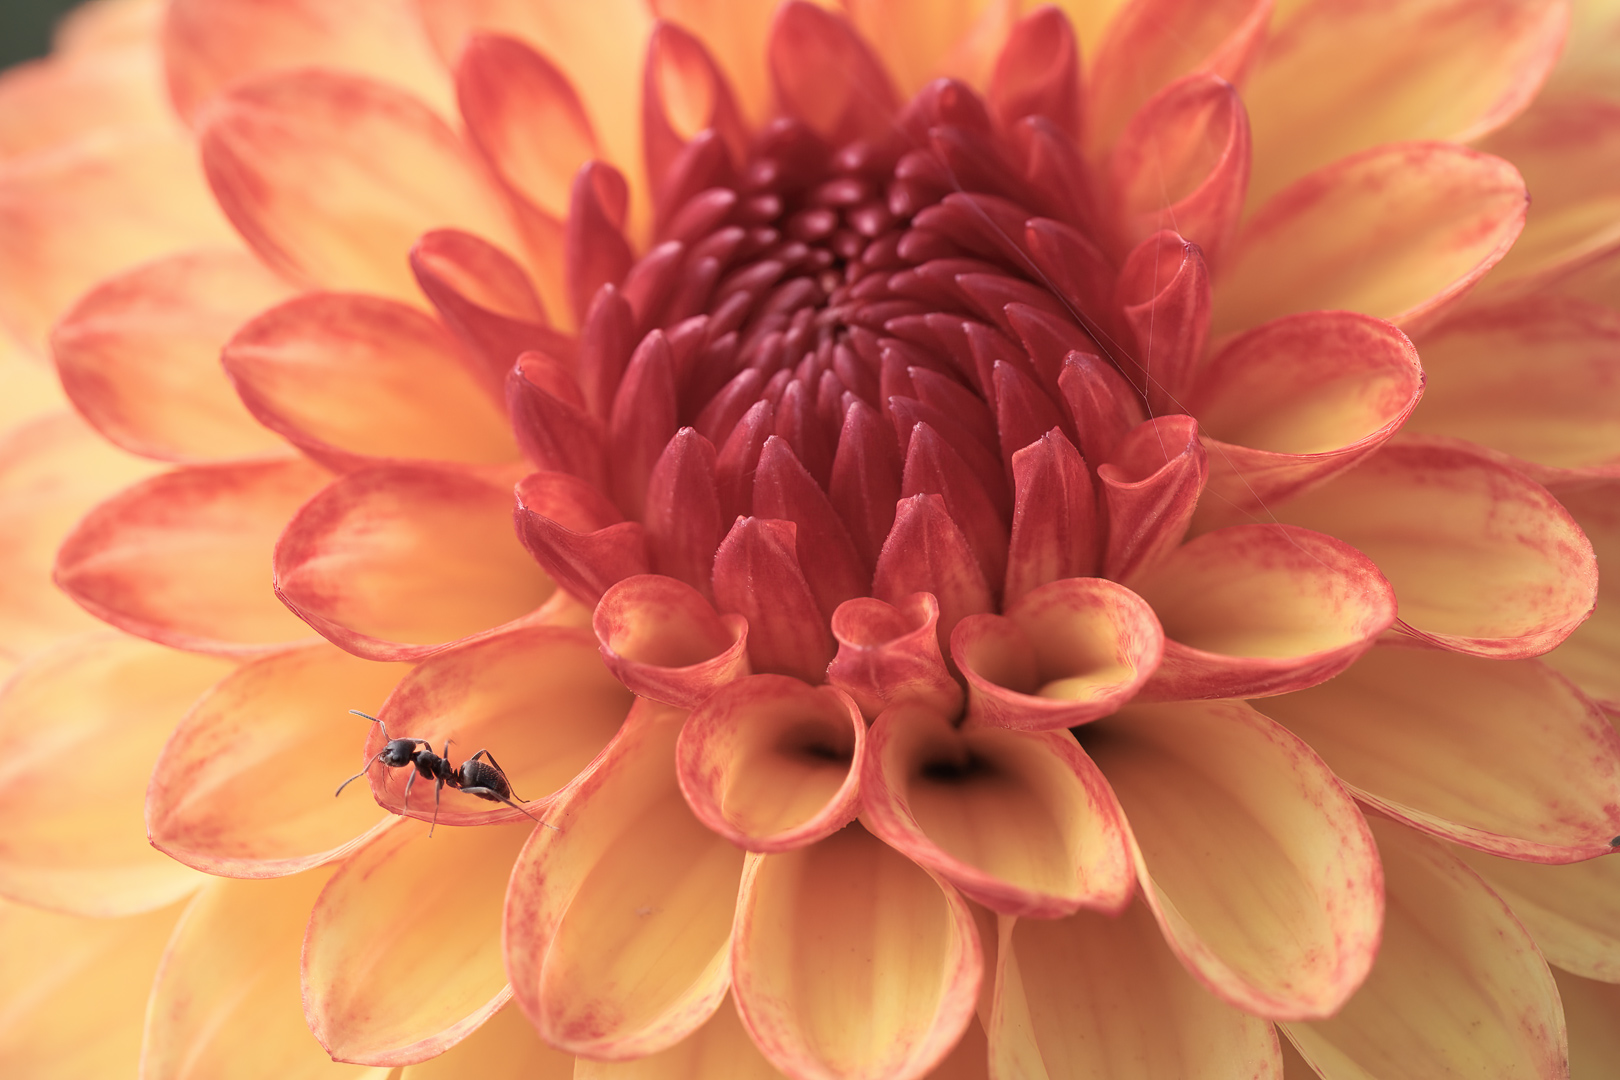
[334,711,557,836]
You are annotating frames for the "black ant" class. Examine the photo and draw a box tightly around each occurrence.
[334,711,557,836]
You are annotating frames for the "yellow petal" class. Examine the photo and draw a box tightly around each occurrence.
[1543,480,1620,705]
[147,642,403,877]
[1083,700,1382,1020]
[142,872,389,1080]
[1452,844,1620,983]
[574,997,786,1080]
[1554,967,1620,1080]
[398,1000,574,1080]
[0,325,66,429]
[0,632,226,915]
[988,901,1281,1079]
[1282,818,1566,1080]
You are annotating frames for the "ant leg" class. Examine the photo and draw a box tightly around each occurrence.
[460,788,561,831]
[467,748,525,801]
[402,767,417,815]
[334,751,388,797]
[430,774,444,838]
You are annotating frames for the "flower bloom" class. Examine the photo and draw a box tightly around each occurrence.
[2,0,1620,1076]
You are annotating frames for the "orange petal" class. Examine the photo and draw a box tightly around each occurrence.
[845,0,1019,96]
[1281,818,1566,1080]
[987,900,1281,1079]
[952,577,1163,730]
[1405,298,1620,480]
[1553,967,1620,1079]
[0,129,237,349]
[1130,524,1396,700]
[732,823,982,1080]
[142,872,387,1080]
[146,642,403,877]
[222,292,519,469]
[1046,0,1131,60]
[0,327,66,430]
[1213,143,1527,336]
[50,248,296,462]
[163,0,455,121]
[678,674,864,852]
[594,574,751,708]
[1244,0,1567,206]
[651,0,777,126]
[1272,439,1598,659]
[398,1000,575,1080]
[1259,646,1620,862]
[199,69,521,303]
[1543,480,1620,706]
[0,632,225,916]
[1083,699,1382,1020]
[274,464,556,662]
[54,458,329,656]
[864,705,1133,918]
[1189,311,1424,520]
[768,2,900,147]
[1452,844,1620,983]
[0,24,174,159]
[364,625,633,827]
[0,898,183,1077]
[505,706,744,1059]
[305,818,532,1065]
[574,996,784,1079]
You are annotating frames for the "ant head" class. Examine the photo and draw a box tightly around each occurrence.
[380,739,420,766]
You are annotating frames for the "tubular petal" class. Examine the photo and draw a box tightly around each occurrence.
[366,625,633,827]
[146,642,400,877]
[1129,524,1396,701]
[1543,480,1620,705]
[54,458,329,655]
[863,705,1133,917]
[1271,439,1598,658]
[508,351,610,489]
[952,577,1162,730]
[49,248,295,462]
[1258,647,1620,862]
[594,574,750,709]
[575,996,784,1079]
[713,516,837,683]
[753,435,870,619]
[274,465,556,662]
[731,824,982,1080]
[1097,414,1207,583]
[828,593,963,721]
[1113,232,1210,414]
[504,706,745,1059]
[1554,969,1620,1080]
[987,901,1282,1079]
[198,69,521,303]
[645,428,725,597]
[305,819,532,1065]
[651,0,776,125]
[1281,819,1566,1080]
[643,22,749,213]
[1452,845,1620,983]
[989,5,1081,139]
[1082,700,1383,1020]
[1214,143,1528,335]
[677,674,864,852]
[1189,311,1424,519]
[0,632,223,916]
[398,1001,575,1080]
[514,470,652,607]
[768,1,900,147]
[875,494,995,651]
[1004,429,1099,606]
[1244,0,1570,206]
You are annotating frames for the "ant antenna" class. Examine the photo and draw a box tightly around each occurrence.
[334,710,391,798]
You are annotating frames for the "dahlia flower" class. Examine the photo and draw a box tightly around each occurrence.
[2,0,1619,1076]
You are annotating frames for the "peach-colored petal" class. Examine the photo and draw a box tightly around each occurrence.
[0,632,224,916]
[0,328,66,430]
[987,900,1281,1079]
[1281,818,1566,1080]
[846,0,1018,96]
[1543,479,1620,705]
[642,22,751,221]
[864,704,1133,918]
[828,593,964,720]
[1047,0,1131,59]
[1084,700,1382,1020]
[1213,143,1527,336]
[1244,0,1568,206]
[50,248,296,462]
[222,292,519,469]
[1272,439,1598,659]
[952,577,1163,730]
[1258,646,1620,862]
[364,625,632,827]
[398,1000,575,1080]
[1097,414,1208,583]
[575,996,785,1079]
[1129,524,1396,700]
[199,69,521,303]
[1553,967,1620,1079]
[678,674,864,852]
[142,872,389,1080]
[731,823,982,1080]
[1405,298,1620,479]
[1453,844,1620,983]
[163,0,454,121]
[54,458,329,656]
[505,705,744,1059]
[1189,311,1424,520]
[594,574,751,708]
[0,897,183,1078]
[305,818,532,1065]
[0,129,237,349]
[0,26,174,159]
[274,464,556,662]
[146,642,403,877]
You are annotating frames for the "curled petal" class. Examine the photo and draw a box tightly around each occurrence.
[713,516,836,683]
[645,428,725,598]
[731,824,981,1080]
[828,593,962,721]
[644,22,748,210]
[1084,700,1383,1020]
[954,577,1163,730]
[1056,348,1145,470]
[514,470,651,607]
[1098,414,1208,583]
[274,465,556,662]
[677,674,864,852]
[594,574,749,709]
[754,436,869,620]
[1114,232,1211,414]
[508,351,608,487]
[864,705,1133,918]
[875,494,994,652]
[649,0,774,125]
[1273,439,1598,658]
[1130,524,1397,701]
[989,5,1081,139]
[768,1,898,146]
[567,163,637,329]
[1005,428,1099,606]
[609,330,679,520]
[1454,844,1620,983]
